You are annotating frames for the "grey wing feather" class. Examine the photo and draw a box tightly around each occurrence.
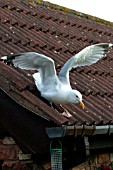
[59,43,113,84]
[12,52,57,84]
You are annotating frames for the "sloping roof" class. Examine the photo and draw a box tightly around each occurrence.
[0,0,113,126]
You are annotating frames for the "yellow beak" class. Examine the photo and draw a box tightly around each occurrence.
[80,101,85,109]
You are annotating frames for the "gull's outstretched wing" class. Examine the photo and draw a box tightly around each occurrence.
[59,43,113,84]
[2,52,57,85]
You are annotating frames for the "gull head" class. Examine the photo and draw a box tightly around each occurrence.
[71,90,84,109]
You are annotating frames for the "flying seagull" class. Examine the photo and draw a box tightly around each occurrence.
[1,43,113,116]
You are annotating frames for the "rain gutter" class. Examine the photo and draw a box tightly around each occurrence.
[46,125,113,138]
[46,125,113,157]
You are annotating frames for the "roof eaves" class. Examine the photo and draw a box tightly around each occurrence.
[0,62,68,125]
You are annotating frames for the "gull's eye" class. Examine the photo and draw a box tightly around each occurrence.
[75,95,79,98]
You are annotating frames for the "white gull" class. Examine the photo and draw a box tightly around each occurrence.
[1,43,113,116]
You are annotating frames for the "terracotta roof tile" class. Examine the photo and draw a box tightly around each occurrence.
[1,0,113,126]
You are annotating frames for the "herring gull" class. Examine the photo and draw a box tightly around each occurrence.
[1,43,113,116]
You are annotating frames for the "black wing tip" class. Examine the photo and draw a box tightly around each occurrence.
[0,53,16,64]
[92,43,113,52]
[96,43,113,48]
[108,43,113,48]
[1,52,35,61]
[1,53,18,61]
[105,43,113,51]
[0,52,29,64]
[1,56,8,61]
[104,43,113,48]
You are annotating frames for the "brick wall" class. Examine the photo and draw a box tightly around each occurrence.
[0,136,51,170]
[71,161,92,170]
[0,136,34,170]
